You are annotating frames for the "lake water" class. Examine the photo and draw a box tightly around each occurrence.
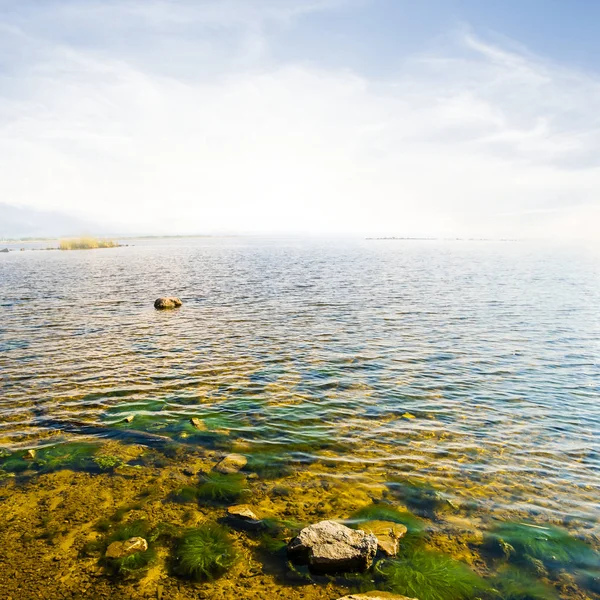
[0,238,599,599]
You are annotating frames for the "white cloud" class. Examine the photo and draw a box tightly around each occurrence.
[0,0,598,238]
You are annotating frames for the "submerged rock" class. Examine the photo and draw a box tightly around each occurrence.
[105,536,148,559]
[24,449,36,460]
[288,520,377,574]
[337,593,418,600]
[190,418,206,430]
[361,520,407,556]
[154,297,182,310]
[226,504,262,530]
[213,453,247,474]
[227,504,259,522]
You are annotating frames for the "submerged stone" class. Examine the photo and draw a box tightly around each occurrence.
[361,520,407,556]
[154,297,182,310]
[213,453,247,474]
[288,520,377,574]
[105,536,148,559]
[190,418,206,430]
[227,504,259,522]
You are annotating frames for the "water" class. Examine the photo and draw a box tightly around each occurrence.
[0,237,599,599]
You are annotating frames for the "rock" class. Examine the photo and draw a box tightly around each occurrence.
[337,593,418,600]
[227,504,260,522]
[360,520,407,556]
[402,413,416,419]
[105,536,148,559]
[213,453,247,474]
[154,297,182,310]
[190,418,206,430]
[24,449,36,460]
[226,505,262,530]
[122,415,134,423]
[0,248,9,253]
[288,520,377,574]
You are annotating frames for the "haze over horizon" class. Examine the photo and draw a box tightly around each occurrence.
[1,0,599,240]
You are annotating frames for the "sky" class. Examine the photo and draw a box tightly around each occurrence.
[0,0,599,239]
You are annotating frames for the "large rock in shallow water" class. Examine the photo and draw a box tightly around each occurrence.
[288,520,377,574]
[154,297,182,310]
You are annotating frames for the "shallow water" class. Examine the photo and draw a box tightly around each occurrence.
[0,238,599,599]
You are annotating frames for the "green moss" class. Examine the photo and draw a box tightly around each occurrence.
[172,523,237,581]
[0,456,30,473]
[196,472,247,504]
[490,566,559,600]
[484,522,600,572]
[377,549,489,600]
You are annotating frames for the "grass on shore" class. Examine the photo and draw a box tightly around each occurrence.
[59,237,118,250]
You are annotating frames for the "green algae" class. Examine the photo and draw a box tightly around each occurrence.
[350,504,425,538]
[196,472,248,504]
[489,566,559,600]
[376,548,489,600]
[484,521,600,572]
[385,477,447,518]
[171,523,237,581]
[168,485,198,504]
[102,520,157,577]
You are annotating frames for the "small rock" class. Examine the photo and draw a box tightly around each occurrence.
[24,449,36,460]
[288,520,377,574]
[402,413,416,419]
[154,297,182,310]
[190,418,206,430]
[182,468,196,477]
[122,415,134,423]
[105,537,148,559]
[337,593,418,600]
[360,521,407,557]
[0,248,9,253]
[227,504,260,522]
[213,453,247,474]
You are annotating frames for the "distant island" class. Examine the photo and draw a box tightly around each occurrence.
[59,237,120,250]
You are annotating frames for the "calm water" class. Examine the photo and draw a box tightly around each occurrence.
[1,237,599,598]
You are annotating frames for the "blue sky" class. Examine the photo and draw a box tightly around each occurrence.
[0,0,598,239]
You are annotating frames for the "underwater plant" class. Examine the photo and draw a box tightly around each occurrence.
[92,455,124,471]
[102,520,156,577]
[376,549,489,600]
[385,477,447,518]
[484,521,600,572]
[172,523,237,581]
[489,566,559,600]
[168,486,198,504]
[350,503,425,538]
[196,472,247,503]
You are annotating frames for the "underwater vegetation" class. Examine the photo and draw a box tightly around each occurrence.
[0,443,100,475]
[92,455,125,471]
[484,521,600,572]
[171,523,238,581]
[102,520,157,577]
[489,566,559,600]
[350,503,425,538]
[196,472,248,503]
[245,452,293,479]
[169,485,198,504]
[385,477,448,518]
[376,548,488,600]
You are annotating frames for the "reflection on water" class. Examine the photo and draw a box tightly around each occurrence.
[0,238,598,599]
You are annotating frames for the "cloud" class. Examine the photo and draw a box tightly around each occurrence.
[0,0,598,239]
